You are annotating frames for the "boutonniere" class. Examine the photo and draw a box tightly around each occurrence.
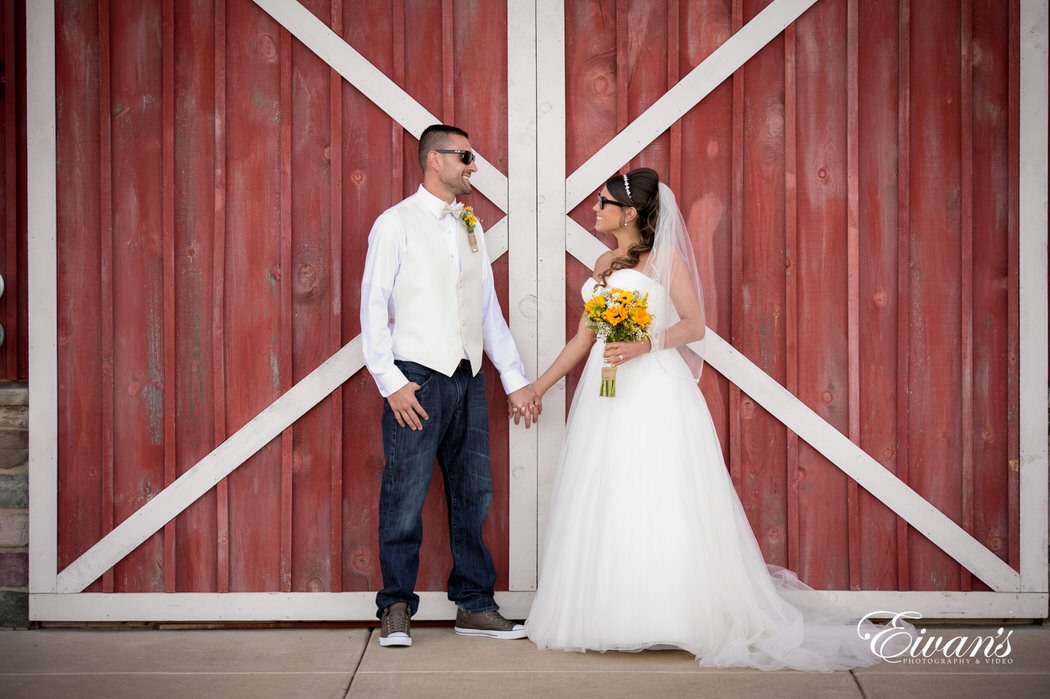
[460,206,479,253]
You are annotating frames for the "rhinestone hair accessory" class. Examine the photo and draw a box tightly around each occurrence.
[622,174,633,203]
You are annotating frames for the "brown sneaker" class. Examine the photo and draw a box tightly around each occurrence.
[454,608,527,639]
[379,602,412,647]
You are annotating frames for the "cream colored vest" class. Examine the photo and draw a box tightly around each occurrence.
[390,204,484,377]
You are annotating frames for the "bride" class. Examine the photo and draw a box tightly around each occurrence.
[524,168,881,671]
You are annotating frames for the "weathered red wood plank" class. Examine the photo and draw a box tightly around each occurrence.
[845,0,860,591]
[172,0,220,593]
[565,0,617,178]
[970,0,1014,582]
[335,0,399,593]
[327,0,345,593]
[224,0,284,591]
[906,0,964,591]
[278,11,294,594]
[729,0,746,500]
[56,0,105,590]
[666,1,681,188]
[679,0,734,457]
[734,0,789,569]
[100,0,168,591]
[0,0,21,380]
[289,0,340,593]
[162,0,177,593]
[845,0,861,590]
[783,18,800,578]
[96,0,115,594]
[895,0,913,592]
[108,0,167,593]
[959,0,975,593]
[794,0,851,590]
[213,0,231,594]
[441,0,454,124]
[857,0,903,591]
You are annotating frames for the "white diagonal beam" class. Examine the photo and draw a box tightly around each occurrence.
[252,0,508,210]
[565,0,818,206]
[55,339,366,593]
[701,331,1019,591]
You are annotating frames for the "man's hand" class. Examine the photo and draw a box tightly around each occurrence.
[387,382,429,430]
[507,385,542,428]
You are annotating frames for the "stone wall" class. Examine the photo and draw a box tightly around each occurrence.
[0,382,28,626]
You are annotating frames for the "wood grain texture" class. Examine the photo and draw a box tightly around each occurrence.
[36,0,1021,597]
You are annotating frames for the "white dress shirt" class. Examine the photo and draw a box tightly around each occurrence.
[360,185,529,398]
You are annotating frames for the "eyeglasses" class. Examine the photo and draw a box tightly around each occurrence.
[597,194,626,210]
[434,149,476,165]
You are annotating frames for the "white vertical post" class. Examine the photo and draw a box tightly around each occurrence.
[1018,0,1049,592]
[533,0,568,562]
[26,0,59,596]
[506,0,540,594]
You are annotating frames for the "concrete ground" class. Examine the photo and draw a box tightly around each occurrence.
[0,622,1046,698]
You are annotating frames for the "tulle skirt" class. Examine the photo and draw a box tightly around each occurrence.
[525,343,881,671]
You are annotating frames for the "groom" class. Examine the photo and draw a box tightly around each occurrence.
[359,124,541,647]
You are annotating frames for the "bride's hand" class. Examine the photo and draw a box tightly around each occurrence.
[603,338,651,366]
[507,385,541,428]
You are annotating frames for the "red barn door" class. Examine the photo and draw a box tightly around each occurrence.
[26,0,1046,622]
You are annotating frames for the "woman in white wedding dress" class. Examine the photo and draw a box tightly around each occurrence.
[524,168,881,671]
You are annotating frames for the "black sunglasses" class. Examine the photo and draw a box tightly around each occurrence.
[434,149,476,165]
[597,194,626,210]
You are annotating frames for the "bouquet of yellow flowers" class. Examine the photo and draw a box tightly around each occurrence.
[584,286,653,397]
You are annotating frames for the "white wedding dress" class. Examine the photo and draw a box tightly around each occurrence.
[525,268,881,671]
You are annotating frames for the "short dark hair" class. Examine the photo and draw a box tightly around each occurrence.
[418,124,470,172]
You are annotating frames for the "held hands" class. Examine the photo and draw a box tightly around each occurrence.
[507,385,542,429]
[602,337,652,367]
[390,381,542,431]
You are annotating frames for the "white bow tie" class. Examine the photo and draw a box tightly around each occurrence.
[441,202,464,217]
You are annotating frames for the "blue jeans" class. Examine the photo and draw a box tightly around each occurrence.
[375,360,498,618]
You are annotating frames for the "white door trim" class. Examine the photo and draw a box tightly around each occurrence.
[27,0,1047,621]
[1017,0,1049,593]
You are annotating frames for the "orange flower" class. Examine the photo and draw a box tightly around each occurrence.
[602,305,628,326]
[630,306,653,327]
[584,295,607,317]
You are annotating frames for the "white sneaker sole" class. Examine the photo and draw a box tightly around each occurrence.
[379,632,412,647]
[454,626,527,640]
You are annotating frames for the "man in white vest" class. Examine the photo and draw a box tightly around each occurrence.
[360,124,541,647]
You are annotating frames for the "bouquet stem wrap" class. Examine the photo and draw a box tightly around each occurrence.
[600,364,618,397]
